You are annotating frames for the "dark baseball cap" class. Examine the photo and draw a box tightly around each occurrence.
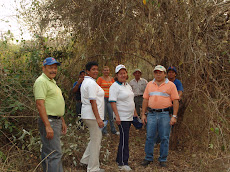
[167,66,177,74]
[43,57,61,66]
[79,70,85,75]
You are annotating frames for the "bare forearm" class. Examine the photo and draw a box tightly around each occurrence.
[141,99,148,116]
[110,102,119,117]
[178,91,183,99]
[72,83,81,93]
[36,100,50,127]
[172,99,179,116]
[90,100,101,120]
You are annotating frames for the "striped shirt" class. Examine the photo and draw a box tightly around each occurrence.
[143,78,179,109]
[97,77,114,98]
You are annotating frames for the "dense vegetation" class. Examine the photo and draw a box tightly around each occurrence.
[0,0,229,171]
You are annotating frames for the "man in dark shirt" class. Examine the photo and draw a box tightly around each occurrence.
[72,70,85,116]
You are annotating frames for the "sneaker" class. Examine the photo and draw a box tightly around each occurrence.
[159,161,167,168]
[118,165,132,171]
[113,131,120,135]
[140,159,152,167]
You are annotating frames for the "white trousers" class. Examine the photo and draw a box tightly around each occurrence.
[80,119,102,172]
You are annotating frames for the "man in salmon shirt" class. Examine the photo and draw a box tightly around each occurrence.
[140,65,179,168]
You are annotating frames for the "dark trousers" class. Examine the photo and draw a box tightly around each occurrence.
[116,121,131,166]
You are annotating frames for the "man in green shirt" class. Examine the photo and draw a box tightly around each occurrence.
[33,57,67,172]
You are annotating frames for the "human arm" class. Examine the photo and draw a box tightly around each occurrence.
[36,99,54,139]
[178,90,183,100]
[90,100,104,128]
[61,117,67,134]
[134,109,138,117]
[170,99,179,125]
[141,98,149,125]
[72,78,84,93]
[110,102,121,125]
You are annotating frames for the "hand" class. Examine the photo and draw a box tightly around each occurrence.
[96,118,104,128]
[45,125,54,139]
[78,78,84,84]
[115,116,121,125]
[62,121,67,134]
[141,114,147,126]
[170,117,177,125]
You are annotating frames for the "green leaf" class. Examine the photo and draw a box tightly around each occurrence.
[215,128,219,135]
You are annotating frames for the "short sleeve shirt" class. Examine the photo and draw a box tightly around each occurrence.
[173,79,184,92]
[33,73,65,116]
[109,81,135,121]
[81,76,105,120]
[143,78,179,109]
[129,78,148,96]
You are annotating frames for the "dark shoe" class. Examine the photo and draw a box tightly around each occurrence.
[141,159,152,167]
[160,161,167,168]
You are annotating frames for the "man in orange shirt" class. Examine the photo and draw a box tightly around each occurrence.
[140,65,179,168]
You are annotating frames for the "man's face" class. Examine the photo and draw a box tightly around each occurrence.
[154,70,166,82]
[133,71,141,80]
[43,64,58,79]
[167,70,176,80]
[79,72,85,79]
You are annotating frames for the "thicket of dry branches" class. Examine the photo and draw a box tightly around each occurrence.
[0,0,229,170]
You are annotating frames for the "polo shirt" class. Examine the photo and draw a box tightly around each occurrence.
[81,76,105,120]
[143,78,179,109]
[33,73,65,116]
[129,78,148,96]
[109,81,135,121]
[173,79,184,91]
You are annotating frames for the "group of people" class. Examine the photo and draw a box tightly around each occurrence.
[33,57,183,172]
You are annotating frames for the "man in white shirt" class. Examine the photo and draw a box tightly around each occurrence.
[129,69,148,116]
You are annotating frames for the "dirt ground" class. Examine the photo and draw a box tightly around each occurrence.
[65,124,230,172]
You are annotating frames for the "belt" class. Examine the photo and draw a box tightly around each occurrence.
[135,95,143,97]
[48,115,61,119]
[148,107,170,113]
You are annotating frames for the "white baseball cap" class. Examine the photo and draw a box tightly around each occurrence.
[115,64,126,73]
[153,65,166,72]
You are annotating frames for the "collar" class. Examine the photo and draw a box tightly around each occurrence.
[116,81,127,86]
[84,76,96,81]
[152,78,169,84]
[42,73,56,83]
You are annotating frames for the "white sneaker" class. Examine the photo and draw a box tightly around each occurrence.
[118,165,132,171]
[115,131,120,135]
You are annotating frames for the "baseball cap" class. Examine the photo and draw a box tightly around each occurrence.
[79,70,85,75]
[133,69,142,74]
[115,64,126,73]
[167,66,177,74]
[43,57,61,66]
[153,65,166,72]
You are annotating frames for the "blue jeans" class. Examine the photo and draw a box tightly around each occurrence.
[144,111,171,162]
[38,118,63,172]
[102,97,117,134]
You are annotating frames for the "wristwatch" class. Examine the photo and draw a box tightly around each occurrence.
[172,115,177,118]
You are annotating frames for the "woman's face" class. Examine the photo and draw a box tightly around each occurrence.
[102,67,110,77]
[87,65,99,79]
[117,69,128,83]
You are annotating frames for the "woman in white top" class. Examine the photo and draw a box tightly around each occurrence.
[109,64,138,171]
[80,61,105,172]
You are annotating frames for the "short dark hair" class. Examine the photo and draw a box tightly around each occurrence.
[85,62,98,71]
